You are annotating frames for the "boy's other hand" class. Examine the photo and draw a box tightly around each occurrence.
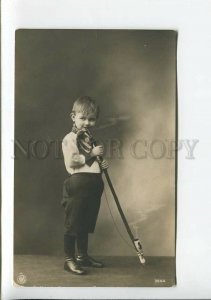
[100,159,109,170]
[91,145,104,157]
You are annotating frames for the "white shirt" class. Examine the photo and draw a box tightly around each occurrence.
[62,131,101,175]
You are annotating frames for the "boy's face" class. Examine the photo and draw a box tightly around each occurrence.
[71,112,97,130]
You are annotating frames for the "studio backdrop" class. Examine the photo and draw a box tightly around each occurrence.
[14,29,177,257]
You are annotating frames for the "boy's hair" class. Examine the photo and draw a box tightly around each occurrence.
[71,96,99,118]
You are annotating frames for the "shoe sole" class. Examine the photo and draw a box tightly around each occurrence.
[76,261,104,268]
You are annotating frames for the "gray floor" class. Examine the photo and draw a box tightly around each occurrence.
[14,255,176,287]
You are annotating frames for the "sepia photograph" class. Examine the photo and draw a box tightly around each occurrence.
[13,29,177,288]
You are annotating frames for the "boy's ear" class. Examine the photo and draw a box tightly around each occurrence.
[70,112,75,122]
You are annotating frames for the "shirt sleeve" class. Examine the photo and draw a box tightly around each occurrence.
[62,134,86,170]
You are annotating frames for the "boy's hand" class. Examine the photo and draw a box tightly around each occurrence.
[91,145,104,157]
[100,159,109,170]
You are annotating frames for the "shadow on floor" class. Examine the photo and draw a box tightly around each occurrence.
[14,255,176,287]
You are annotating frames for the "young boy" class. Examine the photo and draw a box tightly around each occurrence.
[62,96,108,275]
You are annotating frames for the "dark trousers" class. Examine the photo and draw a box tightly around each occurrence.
[62,173,104,259]
[62,173,104,235]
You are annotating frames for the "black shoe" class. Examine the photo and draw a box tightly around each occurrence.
[76,256,104,268]
[64,259,86,275]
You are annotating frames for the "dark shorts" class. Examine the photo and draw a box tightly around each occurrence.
[62,173,104,235]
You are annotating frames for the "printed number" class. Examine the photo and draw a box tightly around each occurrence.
[155,279,166,283]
